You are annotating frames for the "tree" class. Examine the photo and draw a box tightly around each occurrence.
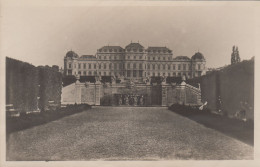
[231,45,241,64]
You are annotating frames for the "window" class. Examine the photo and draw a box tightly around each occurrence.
[109,49,112,52]
[153,57,155,60]
[163,57,165,60]
[173,65,176,70]
[147,64,150,69]
[178,72,181,76]
[83,63,86,69]
[109,72,111,75]
[89,71,92,75]
[133,49,137,52]
[99,56,101,59]
[158,72,160,76]
[133,63,136,69]
[139,64,142,69]
[114,63,117,70]
[173,73,176,77]
[153,72,155,76]
[99,72,101,75]
[134,56,136,59]
[139,71,142,77]
[78,71,81,75]
[104,72,106,76]
[127,71,130,77]
[99,64,101,69]
[114,49,117,52]
[104,64,106,69]
[127,63,130,69]
[168,73,170,76]
[189,64,191,70]
[158,57,160,60]
[139,49,143,52]
[158,64,160,70]
[153,64,155,70]
[198,64,201,70]
[109,63,112,69]
[68,70,72,75]
[148,72,150,76]
[133,70,137,77]
[139,56,142,59]
[69,63,72,68]
[168,65,171,70]
[163,64,165,70]
[104,56,106,59]
[148,57,150,60]
[94,64,96,69]
[83,71,86,75]
[114,56,117,60]
[168,57,171,60]
[78,63,81,69]
[178,64,181,70]
[89,64,91,69]
[128,56,130,59]
[104,49,107,52]
[183,64,186,70]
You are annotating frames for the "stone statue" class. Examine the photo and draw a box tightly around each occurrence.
[118,95,122,105]
[95,74,101,83]
[133,95,138,106]
[111,74,116,84]
[161,74,167,85]
[125,95,129,105]
[139,95,144,105]
[182,75,186,81]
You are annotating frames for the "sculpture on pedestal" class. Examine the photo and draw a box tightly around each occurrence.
[133,95,138,106]
[125,95,129,105]
[118,95,122,105]
[139,95,144,105]
[111,74,116,84]
[161,74,167,85]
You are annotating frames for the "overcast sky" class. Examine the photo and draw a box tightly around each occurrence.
[1,1,259,68]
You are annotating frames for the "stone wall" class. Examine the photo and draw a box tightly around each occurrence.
[61,80,202,107]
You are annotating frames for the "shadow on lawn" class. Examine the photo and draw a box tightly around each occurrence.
[169,104,254,146]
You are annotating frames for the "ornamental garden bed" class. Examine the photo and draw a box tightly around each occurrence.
[6,104,91,134]
[169,103,254,146]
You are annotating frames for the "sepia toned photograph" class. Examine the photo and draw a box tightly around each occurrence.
[1,0,259,166]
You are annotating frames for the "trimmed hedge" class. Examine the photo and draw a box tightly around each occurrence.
[6,104,91,134]
[169,103,254,145]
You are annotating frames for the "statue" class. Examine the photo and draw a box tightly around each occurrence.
[111,74,116,84]
[161,74,167,85]
[125,95,129,105]
[95,74,101,83]
[118,95,122,105]
[133,95,138,106]
[139,95,144,105]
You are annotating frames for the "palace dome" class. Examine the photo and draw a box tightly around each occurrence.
[66,51,79,58]
[192,52,205,60]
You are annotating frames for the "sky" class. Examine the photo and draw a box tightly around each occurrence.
[1,1,259,68]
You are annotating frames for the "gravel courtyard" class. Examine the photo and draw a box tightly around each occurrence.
[6,107,253,160]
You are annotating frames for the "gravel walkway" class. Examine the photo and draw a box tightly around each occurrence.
[6,107,253,160]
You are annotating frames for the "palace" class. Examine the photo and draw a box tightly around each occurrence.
[64,42,206,79]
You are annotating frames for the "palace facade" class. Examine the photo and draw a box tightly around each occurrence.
[64,42,206,79]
